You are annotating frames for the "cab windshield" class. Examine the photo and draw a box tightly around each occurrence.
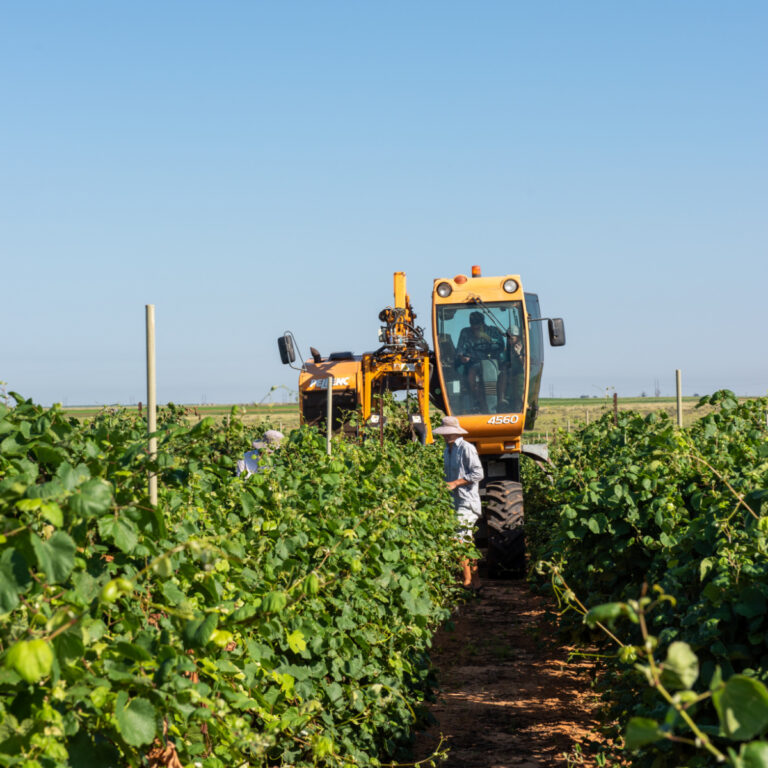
[435,301,525,415]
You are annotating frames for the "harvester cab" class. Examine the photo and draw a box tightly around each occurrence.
[430,265,565,575]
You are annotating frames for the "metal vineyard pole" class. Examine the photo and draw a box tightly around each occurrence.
[146,305,158,506]
[676,369,683,428]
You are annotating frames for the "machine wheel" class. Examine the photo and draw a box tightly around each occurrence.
[483,480,525,578]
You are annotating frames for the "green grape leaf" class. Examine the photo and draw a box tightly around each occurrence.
[286,630,307,653]
[32,443,69,468]
[115,691,157,746]
[5,638,54,683]
[740,741,768,768]
[69,478,113,518]
[735,587,767,620]
[714,675,768,741]
[55,462,91,490]
[660,642,699,690]
[0,435,25,456]
[584,602,638,628]
[40,501,64,527]
[183,614,219,649]
[0,548,29,614]
[161,580,186,606]
[31,531,76,584]
[625,717,665,749]
[97,516,138,553]
[55,631,85,666]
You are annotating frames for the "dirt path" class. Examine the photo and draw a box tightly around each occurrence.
[412,578,609,767]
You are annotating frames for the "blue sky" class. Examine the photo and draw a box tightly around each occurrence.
[2,2,766,405]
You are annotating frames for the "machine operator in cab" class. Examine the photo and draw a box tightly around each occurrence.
[456,310,504,413]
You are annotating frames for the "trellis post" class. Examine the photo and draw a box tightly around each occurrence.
[146,305,158,505]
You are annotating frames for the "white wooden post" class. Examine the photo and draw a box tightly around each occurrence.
[326,376,333,455]
[146,305,158,505]
[676,369,683,428]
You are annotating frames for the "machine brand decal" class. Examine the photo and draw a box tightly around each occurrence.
[308,377,350,389]
[487,414,519,425]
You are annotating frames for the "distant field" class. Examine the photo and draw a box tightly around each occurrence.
[61,395,727,440]
[62,403,302,431]
[527,395,713,441]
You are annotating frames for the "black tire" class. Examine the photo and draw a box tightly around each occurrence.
[483,480,525,578]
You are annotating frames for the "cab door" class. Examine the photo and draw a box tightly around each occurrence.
[524,293,544,429]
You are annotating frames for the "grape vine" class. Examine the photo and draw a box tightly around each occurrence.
[525,391,768,767]
[0,394,471,767]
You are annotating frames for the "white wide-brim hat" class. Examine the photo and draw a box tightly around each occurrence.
[433,416,468,436]
[251,430,285,450]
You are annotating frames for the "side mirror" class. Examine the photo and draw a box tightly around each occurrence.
[548,318,566,347]
[277,333,296,364]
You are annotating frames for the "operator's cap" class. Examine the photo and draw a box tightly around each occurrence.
[251,430,284,451]
[433,416,468,436]
[469,311,484,325]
